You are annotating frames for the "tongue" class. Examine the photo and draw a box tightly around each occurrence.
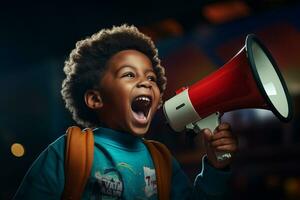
[132,111,147,124]
[134,111,146,120]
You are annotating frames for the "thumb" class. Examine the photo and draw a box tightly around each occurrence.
[203,129,217,162]
[203,128,212,143]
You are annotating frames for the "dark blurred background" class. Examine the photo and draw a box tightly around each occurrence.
[1,0,300,199]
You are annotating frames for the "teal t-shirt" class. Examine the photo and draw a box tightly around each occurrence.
[14,127,231,199]
[85,127,158,199]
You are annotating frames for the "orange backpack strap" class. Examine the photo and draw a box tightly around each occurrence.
[144,140,172,200]
[61,126,94,200]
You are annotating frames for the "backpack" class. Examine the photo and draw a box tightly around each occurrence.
[61,126,172,200]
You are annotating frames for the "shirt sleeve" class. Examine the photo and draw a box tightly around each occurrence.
[171,155,231,200]
[13,136,65,200]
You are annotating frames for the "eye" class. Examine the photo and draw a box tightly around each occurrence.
[147,75,157,82]
[122,72,135,78]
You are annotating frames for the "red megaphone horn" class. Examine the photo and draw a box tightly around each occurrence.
[163,34,293,161]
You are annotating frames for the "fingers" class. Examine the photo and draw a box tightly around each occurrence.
[214,122,231,132]
[202,123,237,168]
[212,122,236,141]
[202,129,219,162]
[203,127,234,141]
[203,128,213,141]
[215,144,238,152]
[211,130,233,141]
[211,138,236,148]
[205,123,238,153]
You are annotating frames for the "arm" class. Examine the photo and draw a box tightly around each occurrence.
[171,122,238,199]
[13,136,65,200]
[170,155,231,200]
[192,155,231,199]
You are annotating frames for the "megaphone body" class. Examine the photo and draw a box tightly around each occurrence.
[163,34,293,161]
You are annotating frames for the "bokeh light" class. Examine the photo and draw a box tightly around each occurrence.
[11,143,25,157]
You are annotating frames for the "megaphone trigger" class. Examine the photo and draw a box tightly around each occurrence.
[187,112,232,161]
[185,112,220,133]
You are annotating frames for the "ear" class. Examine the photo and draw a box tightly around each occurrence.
[84,89,103,110]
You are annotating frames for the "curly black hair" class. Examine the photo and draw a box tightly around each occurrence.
[61,24,167,128]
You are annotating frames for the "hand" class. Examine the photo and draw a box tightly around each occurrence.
[202,122,238,169]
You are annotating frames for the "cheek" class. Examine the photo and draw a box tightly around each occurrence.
[102,84,129,106]
[113,84,132,105]
[153,88,161,107]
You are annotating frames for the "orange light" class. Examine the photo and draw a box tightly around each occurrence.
[284,178,300,197]
[158,19,183,36]
[140,18,183,41]
[203,1,250,24]
[11,143,25,157]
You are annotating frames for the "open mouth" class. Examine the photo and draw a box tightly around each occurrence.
[131,95,152,124]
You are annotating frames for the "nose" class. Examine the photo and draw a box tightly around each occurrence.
[137,79,152,89]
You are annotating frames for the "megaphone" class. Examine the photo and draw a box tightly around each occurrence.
[163,34,293,161]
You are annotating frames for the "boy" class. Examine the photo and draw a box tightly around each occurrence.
[14,24,238,199]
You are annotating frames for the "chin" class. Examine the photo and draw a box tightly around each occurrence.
[129,126,150,137]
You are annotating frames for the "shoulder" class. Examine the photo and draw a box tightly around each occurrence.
[44,134,67,162]
[28,134,67,179]
[14,135,67,198]
[49,134,66,148]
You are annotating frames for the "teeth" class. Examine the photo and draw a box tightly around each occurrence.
[135,96,150,102]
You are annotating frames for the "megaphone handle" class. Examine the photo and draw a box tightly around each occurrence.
[190,112,232,161]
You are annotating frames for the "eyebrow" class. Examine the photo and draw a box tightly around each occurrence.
[115,65,155,75]
[116,65,134,72]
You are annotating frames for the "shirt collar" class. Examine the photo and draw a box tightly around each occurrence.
[93,126,145,151]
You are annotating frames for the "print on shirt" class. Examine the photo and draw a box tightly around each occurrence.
[117,162,137,175]
[90,168,123,199]
[143,166,157,197]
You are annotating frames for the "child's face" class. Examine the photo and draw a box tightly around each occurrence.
[98,49,161,136]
